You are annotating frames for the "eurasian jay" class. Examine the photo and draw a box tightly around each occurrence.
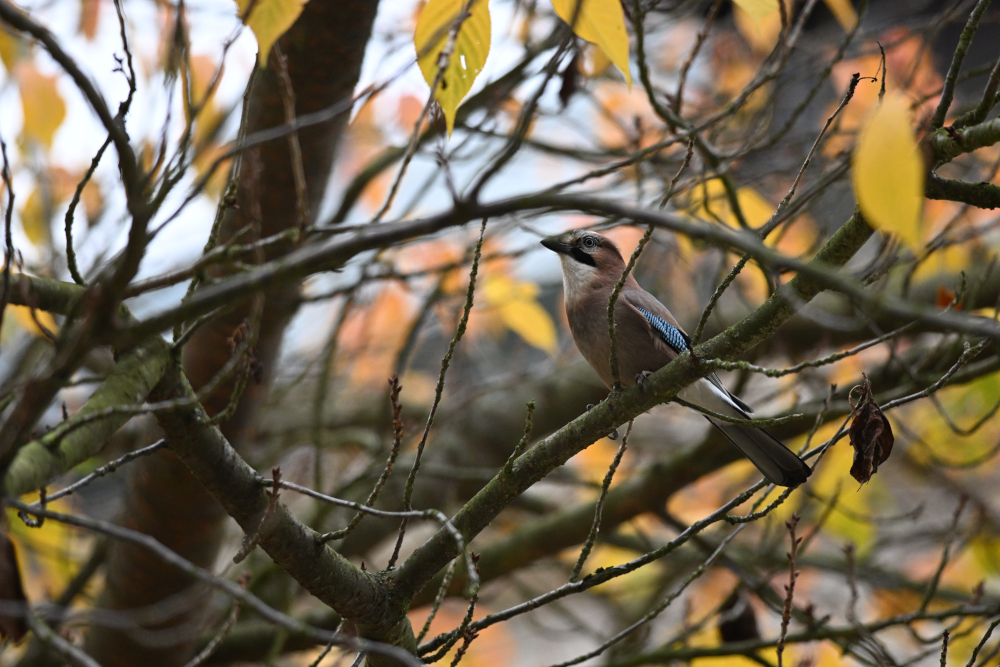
[541,229,811,487]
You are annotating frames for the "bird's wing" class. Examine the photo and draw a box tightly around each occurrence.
[620,290,808,487]
[621,290,690,353]
[622,290,754,414]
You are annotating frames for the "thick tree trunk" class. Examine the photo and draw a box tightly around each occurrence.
[83,3,381,664]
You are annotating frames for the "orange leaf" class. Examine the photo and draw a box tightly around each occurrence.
[79,0,100,39]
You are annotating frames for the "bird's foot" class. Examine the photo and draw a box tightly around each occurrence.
[586,403,595,412]
[635,370,653,392]
[608,428,620,440]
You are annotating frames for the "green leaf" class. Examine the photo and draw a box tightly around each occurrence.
[415,0,491,135]
[551,0,631,87]
[234,0,310,67]
[852,92,925,249]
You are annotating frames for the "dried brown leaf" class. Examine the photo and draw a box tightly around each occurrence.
[718,590,759,643]
[848,375,894,484]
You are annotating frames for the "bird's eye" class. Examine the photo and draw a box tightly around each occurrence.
[581,236,598,249]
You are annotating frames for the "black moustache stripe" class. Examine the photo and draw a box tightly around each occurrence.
[570,247,597,267]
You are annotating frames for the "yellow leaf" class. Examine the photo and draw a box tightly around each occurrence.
[482,274,558,354]
[823,0,857,31]
[852,92,925,249]
[0,25,23,72]
[233,0,309,67]
[19,187,49,247]
[499,301,558,354]
[732,0,782,53]
[551,0,631,87]
[10,304,58,337]
[415,0,491,135]
[16,64,66,148]
[693,178,775,229]
[732,0,778,24]
[8,502,80,601]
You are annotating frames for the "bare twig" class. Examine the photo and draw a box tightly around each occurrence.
[929,0,992,130]
[777,514,802,667]
[373,0,478,221]
[31,440,168,506]
[318,375,406,543]
[501,400,535,479]
[417,558,458,644]
[9,499,424,667]
[64,137,111,285]
[388,219,487,569]
[919,495,969,612]
[26,613,101,667]
[0,137,13,359]
[570,420,632,581]
[272,44,310,234]
[672,0,723,114]
[181,574,249,667]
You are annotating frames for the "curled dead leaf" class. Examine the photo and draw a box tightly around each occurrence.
[848,373,894,485]
[718,589,759,643]
[558,49,580,109]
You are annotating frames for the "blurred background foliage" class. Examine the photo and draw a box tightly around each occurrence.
[2,0,1000,665]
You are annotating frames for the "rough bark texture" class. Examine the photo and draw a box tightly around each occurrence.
[83,2,380,664]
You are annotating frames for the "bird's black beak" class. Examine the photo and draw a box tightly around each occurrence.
[540,237,574,255]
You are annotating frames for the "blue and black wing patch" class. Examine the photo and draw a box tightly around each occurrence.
[635,307,691,353]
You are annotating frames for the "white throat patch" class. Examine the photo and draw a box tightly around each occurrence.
[559,253,598,301]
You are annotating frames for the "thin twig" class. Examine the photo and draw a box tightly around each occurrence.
[30,440,168,506]
[692,71,863,345]
[672,0,723,115]
[64,137,111,284]
[9,499,424,667]
[181,574,249,667]
[0,137,14,360]
[607,143,693,387]
[919,495,969,613]
[388,219,487,569]
[26,614,100,667]
[501,400,535,479]
[420,478,774,653]
[777,514,802,667]
[967,617,1000,667]
[929,0,992,131]
[272,44,310,235]
[374,0,477,221]
[417,558,458,643]
[701,322,916,378]
[318,375,405,543]
[422,555,480,664]
[448,627,480,667]
[546,523,747,667]
[570,420,632,581]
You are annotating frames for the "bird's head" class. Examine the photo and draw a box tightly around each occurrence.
[540,230,625,295]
